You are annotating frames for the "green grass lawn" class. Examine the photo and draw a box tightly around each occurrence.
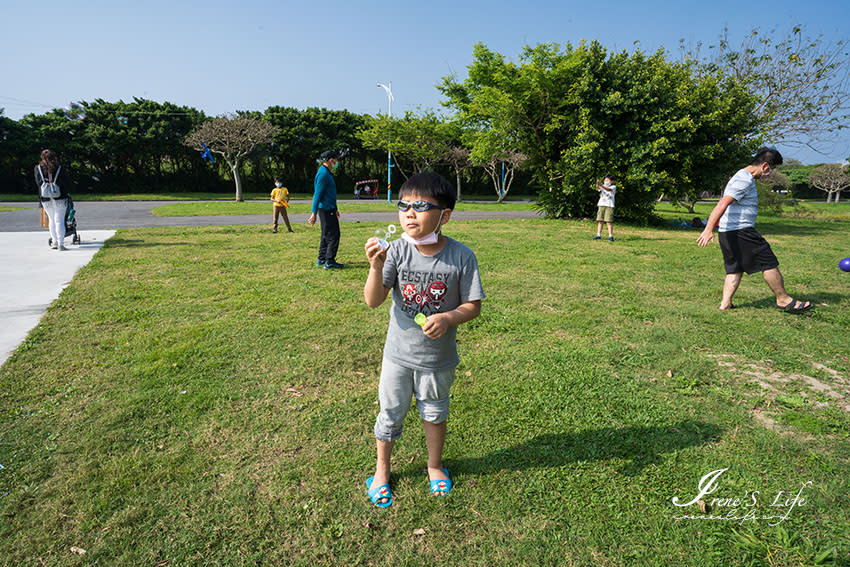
[150,200,535,217]
[1,217,849,566]
[659,200,850,223]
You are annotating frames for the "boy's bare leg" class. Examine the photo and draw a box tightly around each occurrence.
[596,221,603,235]
[372,439,394,503]
[606,222,613,238]
[423,420,450,489]
[720,272,742,310]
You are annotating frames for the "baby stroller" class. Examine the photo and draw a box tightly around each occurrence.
[47,196,81,247]
[354,179,380,199]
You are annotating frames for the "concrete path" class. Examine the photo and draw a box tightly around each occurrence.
[0,230,115,364]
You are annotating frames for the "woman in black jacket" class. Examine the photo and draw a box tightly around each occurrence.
[35,149,72,250]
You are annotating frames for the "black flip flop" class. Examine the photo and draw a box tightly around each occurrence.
[776,298,813,313]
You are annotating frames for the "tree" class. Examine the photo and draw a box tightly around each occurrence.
[184,115,278,201]
[807,163,850,203]
[682,25,850,150]
[264,106,369,190]
[468,129,527,202]
[444,146,471,202]
[441,42,756,220]
[358,110,453,180]
[0,108,33,192]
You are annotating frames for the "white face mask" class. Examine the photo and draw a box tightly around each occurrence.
[401,211,445,245]
[275,182,283,187]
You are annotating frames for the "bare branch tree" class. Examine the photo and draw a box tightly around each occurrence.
[475,149,527,202]
[682,25,850,149]
[808,163,850,203]
[184,115,279,201]
[444,146,471,202]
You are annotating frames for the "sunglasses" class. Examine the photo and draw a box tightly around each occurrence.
[397,199,442,212]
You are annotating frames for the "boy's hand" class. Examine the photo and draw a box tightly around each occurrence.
[421,313,450,339]
[365,237,387,269]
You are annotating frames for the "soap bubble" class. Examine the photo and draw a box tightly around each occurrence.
[63,102,86,121]
[117,115,128,126]
[372,224,398,250]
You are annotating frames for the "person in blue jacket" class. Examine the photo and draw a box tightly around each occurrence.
[308,150,344,269]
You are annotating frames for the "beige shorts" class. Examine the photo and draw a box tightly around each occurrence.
[596,206,614,222]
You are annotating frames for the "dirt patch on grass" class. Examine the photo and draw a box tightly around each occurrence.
[708,353,849,435]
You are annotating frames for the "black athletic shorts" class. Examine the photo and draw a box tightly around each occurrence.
[718,227,779,275]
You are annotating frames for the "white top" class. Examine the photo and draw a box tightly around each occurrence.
[597,183,616,208]
[718,169,758,232]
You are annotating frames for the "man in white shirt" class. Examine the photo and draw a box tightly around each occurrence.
[697,148,813,313]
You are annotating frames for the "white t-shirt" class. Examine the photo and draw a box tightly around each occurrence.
[718,169,758,232]
[597,184,616,208]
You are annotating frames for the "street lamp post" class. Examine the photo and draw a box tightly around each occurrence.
[377,81,394,203]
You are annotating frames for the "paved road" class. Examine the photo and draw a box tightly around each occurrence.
[0,200,539,365]
[0,199,540,231]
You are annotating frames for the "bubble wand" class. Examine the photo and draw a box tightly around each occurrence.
[373,224,398,251]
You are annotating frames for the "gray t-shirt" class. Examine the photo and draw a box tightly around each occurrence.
[382,237,485,371]
[719,168,758,232]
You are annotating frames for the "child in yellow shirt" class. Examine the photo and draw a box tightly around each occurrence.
[270,177,293,233]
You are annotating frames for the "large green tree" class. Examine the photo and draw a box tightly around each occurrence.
[0,109,34,192]
[440,42,757,220]
[358,110,456,180]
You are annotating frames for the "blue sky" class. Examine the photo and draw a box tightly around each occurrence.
[1,0,848,163]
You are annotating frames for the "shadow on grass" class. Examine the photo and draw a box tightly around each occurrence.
[450,420,724,477]
[103,238,190,248]
[754,219,850,237]
[730,292,844,310]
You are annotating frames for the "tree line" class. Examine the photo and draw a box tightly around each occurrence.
[2,25,847,214]
[0,99,517,200]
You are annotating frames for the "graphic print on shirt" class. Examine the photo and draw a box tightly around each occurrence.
[398,270,450,318]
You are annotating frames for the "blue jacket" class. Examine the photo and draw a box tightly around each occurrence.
[312,165,337,212]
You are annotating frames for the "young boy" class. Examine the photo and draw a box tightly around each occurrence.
[593,175,618,241]
[270,177,293,233]
[363,172,485,507]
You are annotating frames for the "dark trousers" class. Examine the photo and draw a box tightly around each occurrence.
[318,208,340,263]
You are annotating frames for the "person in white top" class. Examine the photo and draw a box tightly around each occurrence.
[697,148,813,313]
[593,175,618,241]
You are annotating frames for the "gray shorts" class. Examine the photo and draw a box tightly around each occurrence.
[374,357,456,442]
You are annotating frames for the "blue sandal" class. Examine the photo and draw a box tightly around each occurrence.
[430,468,453,497]
[366,476,392,508]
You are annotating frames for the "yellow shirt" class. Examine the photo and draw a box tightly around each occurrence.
[271,186,289,206]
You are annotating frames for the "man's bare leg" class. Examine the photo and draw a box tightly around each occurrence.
[763,268,810,309]
[720,272,742,310]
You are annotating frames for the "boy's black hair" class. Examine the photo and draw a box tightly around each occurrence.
[274,177,283,183]
[399,171,457,210]
[604,174,615,182]
[750,147,783,168]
